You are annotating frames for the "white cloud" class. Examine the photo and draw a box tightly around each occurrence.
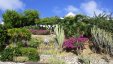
[53,1,109,17]
[53,5,79,16]
[64,1,104,16]
[81,1,103,16]
[0,0,25,11]
[65,5,79,13]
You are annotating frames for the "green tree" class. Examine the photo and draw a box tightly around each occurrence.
[89,13,113,33]
[60,14,89,38]
[2,9,40,28]
[3,10,21,28]
[0,24,6,51]
[23,9,39,26]
[36,16,59,25]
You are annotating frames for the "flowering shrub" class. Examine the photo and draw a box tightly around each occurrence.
[63,36,88,50]
[29,29,50,35]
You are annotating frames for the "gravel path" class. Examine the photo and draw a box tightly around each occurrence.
[0,54,113,64]
[39,54,113,64]
[0,62,24,64]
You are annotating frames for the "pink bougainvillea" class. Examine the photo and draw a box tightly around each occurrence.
[63,36,88,49]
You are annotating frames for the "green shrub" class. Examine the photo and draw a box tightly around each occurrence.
[13,56,29,62]
[7,28,31,45]
[0,47,14,61]
[13,47,21,56]
[89,13,113,33]
[0,25,6,51]
[2,44,21,57]
[19,47,40,61]
[28,54,40,61]
[16,42,25,47]
[60,15,89,38]
[28,38,41,48]
[19,47,37,55]
[0,46,40,61]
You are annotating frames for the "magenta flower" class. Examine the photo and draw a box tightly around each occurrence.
[63,36,88,49]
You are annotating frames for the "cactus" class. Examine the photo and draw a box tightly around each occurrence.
[91,26,113,55]
[54,24,65,49]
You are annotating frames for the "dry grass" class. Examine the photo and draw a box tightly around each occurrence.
[32,34,55,43]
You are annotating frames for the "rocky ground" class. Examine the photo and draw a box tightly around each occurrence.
[39,54,113,64]
[0,62,24,64]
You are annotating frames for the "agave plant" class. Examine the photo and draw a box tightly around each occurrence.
[54,24,65,49]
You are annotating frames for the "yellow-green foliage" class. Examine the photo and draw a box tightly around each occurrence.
[13,56,29,62]
[7,28,31,43]
[78,55,90,64]
[54,24,64,48]
[91,26,113,54]
[48,57,66,64]
[28,38,41,48]
[38,43,58,55]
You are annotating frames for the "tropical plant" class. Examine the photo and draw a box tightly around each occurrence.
[54,24,65,49]
[89,13,113,33]
[91,26,113,55]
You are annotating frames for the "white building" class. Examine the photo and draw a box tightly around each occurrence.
[65,12,75,17]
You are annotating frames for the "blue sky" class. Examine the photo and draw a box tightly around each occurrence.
[0,0,113,23]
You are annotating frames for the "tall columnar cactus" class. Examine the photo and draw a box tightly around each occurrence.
[91,26,113,55]
[54,24,64,49]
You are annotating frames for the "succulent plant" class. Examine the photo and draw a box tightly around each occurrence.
[91,26,113,55]
[54,24,65,49]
